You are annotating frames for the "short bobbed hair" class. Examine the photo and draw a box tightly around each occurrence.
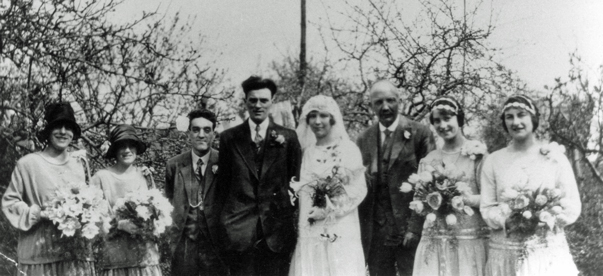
[500,95,540,132]
[429,96,465,127]
[305,110,336,126]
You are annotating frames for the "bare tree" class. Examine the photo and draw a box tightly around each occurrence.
[323,0,519,127]
[0,0,230,153]
[544,54,603,184]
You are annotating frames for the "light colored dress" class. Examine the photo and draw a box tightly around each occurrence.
[412,146,489,276]
[289,139,367,276]
[1,152,96,276]
[91,169,162,276]
[480,144,581,276]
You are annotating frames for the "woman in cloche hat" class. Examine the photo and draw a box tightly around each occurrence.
[91,124,163,276]
[2,102,96,275]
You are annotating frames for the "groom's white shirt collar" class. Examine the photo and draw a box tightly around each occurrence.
[249,118,269,141]
[378,115,400,144]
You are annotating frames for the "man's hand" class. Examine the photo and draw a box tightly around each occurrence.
[402,232,417,247]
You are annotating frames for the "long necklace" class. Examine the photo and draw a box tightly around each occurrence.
[440,140,464,167]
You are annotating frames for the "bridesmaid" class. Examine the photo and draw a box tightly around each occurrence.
[91,124,162,276]
[412,96,489,276]
[2,103,96,275]
[480,95,580,276]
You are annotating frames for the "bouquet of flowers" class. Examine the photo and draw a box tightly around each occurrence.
[499,187,566,238]
[42,182,110,240]
[401,163,474,230]
[308,166,349,224]
[109,188,173,241]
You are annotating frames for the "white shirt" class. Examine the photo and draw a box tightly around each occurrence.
[378,115,400,145]
[249,119,269,142]
[191,150,210,176]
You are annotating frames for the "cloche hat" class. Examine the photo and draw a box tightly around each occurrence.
[105,124,147,159]
[40,102,81,141]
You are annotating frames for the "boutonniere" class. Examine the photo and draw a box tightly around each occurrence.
[403,129,412,140]
[212,165,218,174]
[269,130,286,147]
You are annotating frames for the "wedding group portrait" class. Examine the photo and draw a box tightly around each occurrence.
[0,0,601,276]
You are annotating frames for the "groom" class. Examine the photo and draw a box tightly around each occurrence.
[357,80,435,276]
[218,76,302,276]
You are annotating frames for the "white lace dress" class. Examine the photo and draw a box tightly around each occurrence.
[289,139,367,276]
[480,145,581,276]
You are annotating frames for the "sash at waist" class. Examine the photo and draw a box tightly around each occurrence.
[489,232,568,250]
[422,227,490,240]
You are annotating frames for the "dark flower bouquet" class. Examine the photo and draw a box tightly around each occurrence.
[308,166,348,224]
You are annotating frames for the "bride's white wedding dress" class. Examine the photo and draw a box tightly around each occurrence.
[288,138,367,276]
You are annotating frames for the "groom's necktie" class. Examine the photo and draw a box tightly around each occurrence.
[254,124,263,152]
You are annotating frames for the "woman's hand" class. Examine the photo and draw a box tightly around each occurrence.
[30,204,45,222]
[308,207,327,221]
[117,219,139,234]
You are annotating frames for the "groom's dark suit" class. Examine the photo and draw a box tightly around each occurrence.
[357,115,435,276]
[218,118,301,276]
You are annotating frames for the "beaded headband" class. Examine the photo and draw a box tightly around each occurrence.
[431,98,459,114]
[502,96,536,115]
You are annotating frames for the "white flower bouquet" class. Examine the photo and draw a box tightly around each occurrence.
[401,163,474,230]
[42,182,110,240]
[500,186,566,238]
[109,188,173,241]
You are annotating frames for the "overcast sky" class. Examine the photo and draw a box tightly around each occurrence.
[114,0,603,91]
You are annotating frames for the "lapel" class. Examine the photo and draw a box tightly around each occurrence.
[260,119,280,180]
[233,120,259,180]
[202,149,218,200]
[388,116,412,170]
[177,153,195,204]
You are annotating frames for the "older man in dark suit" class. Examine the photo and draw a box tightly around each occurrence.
[357,80,435,276]
[165,109,227,276]
[217,76,302,276]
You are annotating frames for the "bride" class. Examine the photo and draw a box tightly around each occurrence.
[289,95,367,276]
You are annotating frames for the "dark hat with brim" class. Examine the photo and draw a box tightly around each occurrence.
[105,124,147,159]
[41,102,82,141]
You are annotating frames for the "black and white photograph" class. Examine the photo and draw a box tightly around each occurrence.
[0,0,601,275]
